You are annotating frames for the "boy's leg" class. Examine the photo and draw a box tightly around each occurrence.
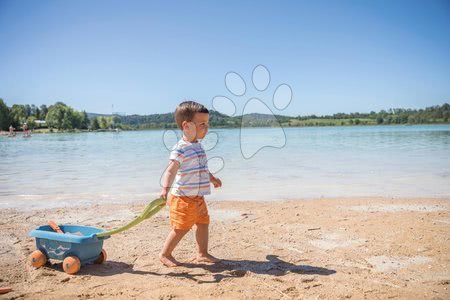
[194,223,219,263]
[159,228,189,267]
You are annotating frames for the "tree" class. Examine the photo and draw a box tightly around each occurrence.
[65,107,79,129]
[385,115,393,124]
[46,102,77,130]
[99,116,109,129]
[10,104,27,127]
[35,107,41,120]
[0,98,11,130]
[112,115,121,127]
[90,117,100,130]
[40,104,48,120]
[46,103,65,129]
[30,104,41,119]
[48,103,88,130]
[31,105,37,118]
[80,111,89,129]
[26,116,36,129]
[24,104,31,117]
[443,111,449,123]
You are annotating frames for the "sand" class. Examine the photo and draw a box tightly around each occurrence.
[1,197,449,299]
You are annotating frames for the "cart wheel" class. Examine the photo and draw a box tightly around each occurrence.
[63,256,81,274]
[30,250,47,268]
[95,249,107,264]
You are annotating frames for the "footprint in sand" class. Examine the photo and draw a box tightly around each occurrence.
[309,232,366,250]
[367,255,432,272]
[345,204,447,213]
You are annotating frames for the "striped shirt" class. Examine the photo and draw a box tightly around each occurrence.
[169,139,211,197]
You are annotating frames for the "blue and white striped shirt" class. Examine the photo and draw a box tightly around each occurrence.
[169,139,211,196]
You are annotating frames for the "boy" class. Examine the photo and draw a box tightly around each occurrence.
[159,101,222,267]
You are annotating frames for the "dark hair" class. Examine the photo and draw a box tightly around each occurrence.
[174,101,209,129]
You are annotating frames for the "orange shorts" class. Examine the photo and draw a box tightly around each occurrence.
[169,194,210,230]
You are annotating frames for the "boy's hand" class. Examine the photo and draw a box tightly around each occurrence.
[160,187,170,206]
[210,176,222,188]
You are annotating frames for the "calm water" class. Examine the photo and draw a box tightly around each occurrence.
[1,125,449,210]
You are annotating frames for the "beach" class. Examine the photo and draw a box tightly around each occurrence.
[2,1,450,298]
[1,196,449,299]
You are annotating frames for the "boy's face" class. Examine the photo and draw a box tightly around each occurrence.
[182,112,209,141]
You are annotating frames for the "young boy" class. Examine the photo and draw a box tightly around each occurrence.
[159,101,222,267]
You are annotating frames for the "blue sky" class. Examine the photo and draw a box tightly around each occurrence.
[0,0,449,116]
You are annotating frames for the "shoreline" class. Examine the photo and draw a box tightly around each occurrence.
[1,123,449,136]
[1,196,449,299]
[2,195,449,213]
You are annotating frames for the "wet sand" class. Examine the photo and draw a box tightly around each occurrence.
[1,197,449,299]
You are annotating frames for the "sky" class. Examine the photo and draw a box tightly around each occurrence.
[0,0,449,116]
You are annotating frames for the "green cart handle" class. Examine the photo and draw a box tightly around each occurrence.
[95,198,166,238]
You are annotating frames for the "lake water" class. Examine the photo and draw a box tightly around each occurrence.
[1,125,449,210]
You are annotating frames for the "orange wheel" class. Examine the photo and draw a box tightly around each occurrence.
[30,250,47,268]
[94,249,107,264]
[63,256,80,274]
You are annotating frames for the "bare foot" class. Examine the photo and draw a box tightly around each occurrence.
[194,253,220,263]
[159,253,181,267]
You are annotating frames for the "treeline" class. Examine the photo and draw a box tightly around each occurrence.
[294,104,450,125]
[117,110,232,129]
[118,103,450,128]
[119,112,177,129]
[1,98,449,131]
[0,99,50,130]
[0,99,122,131]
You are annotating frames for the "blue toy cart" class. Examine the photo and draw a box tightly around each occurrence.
[29,225,110,274]
[28,198,165,274]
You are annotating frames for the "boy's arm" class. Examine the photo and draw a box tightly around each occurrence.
[160,160,180,201]
[209,172,222,188]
